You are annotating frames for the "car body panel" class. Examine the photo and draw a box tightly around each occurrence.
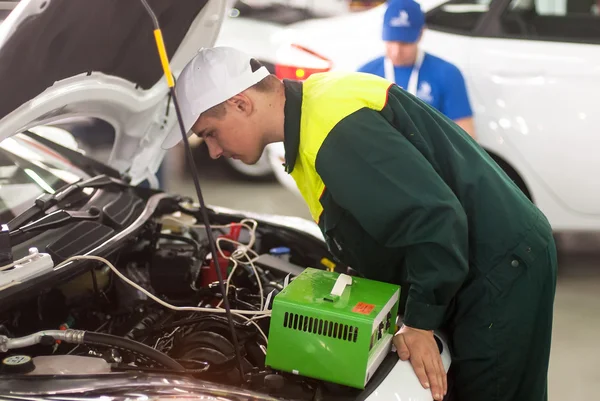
[468,37,600,216]
[0,341,451,401]
[0,373,281,401]
[365,332,452,401]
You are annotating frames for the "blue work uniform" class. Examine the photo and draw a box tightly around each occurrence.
[358,53,473,121]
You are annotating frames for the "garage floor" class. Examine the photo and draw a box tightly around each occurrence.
[164,149,599,400]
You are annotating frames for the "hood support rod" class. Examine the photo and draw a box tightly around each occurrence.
[140,0,246,384]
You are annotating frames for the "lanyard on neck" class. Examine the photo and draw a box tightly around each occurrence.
[384,49,425,96]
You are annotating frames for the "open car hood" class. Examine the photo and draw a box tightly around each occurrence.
[0,0,226,185]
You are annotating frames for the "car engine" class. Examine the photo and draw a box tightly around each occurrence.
[0,196,367,400]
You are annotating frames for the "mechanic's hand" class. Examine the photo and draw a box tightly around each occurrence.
[393,324,446,401]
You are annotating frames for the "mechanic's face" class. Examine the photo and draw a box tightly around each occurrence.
[385,34,421,66]
[192,94,266,165]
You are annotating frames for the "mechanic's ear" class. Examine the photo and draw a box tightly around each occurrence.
[227,94,253,116]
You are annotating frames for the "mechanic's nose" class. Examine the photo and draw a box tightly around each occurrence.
[206,142,223,160]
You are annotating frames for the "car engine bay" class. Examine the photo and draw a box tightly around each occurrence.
[0,183,384,400]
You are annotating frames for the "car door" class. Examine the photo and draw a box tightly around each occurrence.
[468,0,600,215]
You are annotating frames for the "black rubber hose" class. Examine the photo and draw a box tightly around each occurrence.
[125,310,166,340]
[83,331,185,372]
[158,233,201,258]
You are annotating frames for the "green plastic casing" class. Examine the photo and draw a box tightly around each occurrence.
[265,268,400,389]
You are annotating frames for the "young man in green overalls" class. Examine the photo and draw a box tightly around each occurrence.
[163,46,558,401]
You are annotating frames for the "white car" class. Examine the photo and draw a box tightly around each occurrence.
[0,1,450,400]
[271,0,600,232]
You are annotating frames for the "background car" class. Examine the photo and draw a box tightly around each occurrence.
[265,141,301,196]
[269,0,600,232]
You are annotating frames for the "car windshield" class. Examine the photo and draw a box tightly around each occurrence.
[0,132,89,223]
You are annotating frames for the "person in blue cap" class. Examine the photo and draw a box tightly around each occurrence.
[358,0,476,139]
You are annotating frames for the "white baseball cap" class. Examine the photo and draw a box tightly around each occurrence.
[161,46,271,149]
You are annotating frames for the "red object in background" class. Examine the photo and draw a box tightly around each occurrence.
[228,223,242,242]
[201,251,231,288]
[275,64,331,80]
[200,223,242,288]
[275,44,332,81]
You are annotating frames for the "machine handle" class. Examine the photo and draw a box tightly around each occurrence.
[331,274,353,297]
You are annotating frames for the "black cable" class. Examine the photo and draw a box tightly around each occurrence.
[139,0,246,383]
[157,233,201,258]
[83,331,185,372]
[134,315,253,338]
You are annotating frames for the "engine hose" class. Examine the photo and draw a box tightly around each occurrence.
[83,331,185,372]
[1,330,184,373]
[125,310,166,340]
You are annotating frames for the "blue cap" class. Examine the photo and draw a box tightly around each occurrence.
[382,0,425,43]
[269,247,291,256]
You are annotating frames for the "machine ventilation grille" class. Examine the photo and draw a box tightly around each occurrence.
[283,312,359,343]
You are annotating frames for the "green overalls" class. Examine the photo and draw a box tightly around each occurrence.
[281,72,557,401]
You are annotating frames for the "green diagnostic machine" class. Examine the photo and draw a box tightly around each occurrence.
[265,268,401,389]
